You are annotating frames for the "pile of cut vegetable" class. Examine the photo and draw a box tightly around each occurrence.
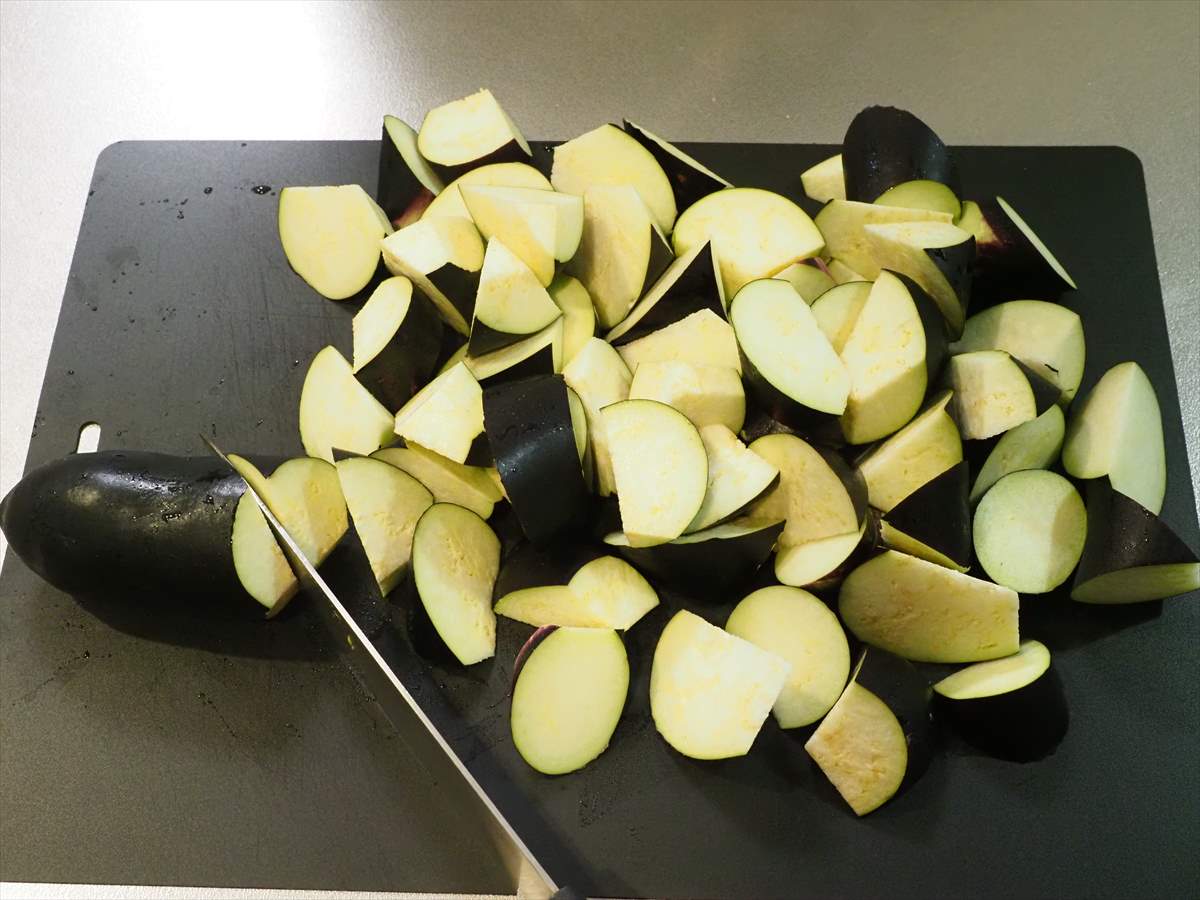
[3,91,1198,819]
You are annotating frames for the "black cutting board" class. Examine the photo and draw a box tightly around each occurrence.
[1,141,1197,899]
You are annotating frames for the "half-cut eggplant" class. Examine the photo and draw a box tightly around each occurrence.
[549,274,595,365]
[841,105,960,201]
[298,346,394,463]
[551,123,677,232]
[1071,478,1200,604]
[731,279,849,428]
[278,185,391,300]
[416,89,531,181]
[469,238,563,356]
[604,517,784,596]
[372,443,502,521]
[839,550,1019,663]
[484,374,591,544]
[393,361,484,464]
[800,153,845,203]
[971,196,1077,297]
[725,585,850,728]
[970,405,1065,504]
[933,640,1067,761]
[650,610,790,760]
[352,276,443,410]
[950,300,1085,402]
[673,188,824,299]
[616,308,742,375]
[411,502,501,664]
[629,360,745,433]
[805,645,932,816]
[855,389,962,512]
[1062,361,1166,516]
[879,460,971,572]
[605,241,725,346]
[687,425,779,533]
[378,115,444,226]
[622,120,732,211]
[562,337,632,497]
[381,216,484,334]
[422,162,551,221]
[946,350,1058,440]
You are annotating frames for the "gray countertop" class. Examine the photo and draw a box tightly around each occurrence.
[1,1,1198,895]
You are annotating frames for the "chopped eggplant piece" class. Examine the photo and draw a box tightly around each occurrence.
[381,216,484,334]
[622,120,732,211]
[855,389,962,512]
[840,550,1019,662]
[629,360,745,433]
[970,406,1065,504]
[861,220,974,336]
[466,317,563,385]
[551,123,677,232]
[393,361,484,465]
[549,275,596,366]
[1062,361,1165,515]
[1071,479,1200,604]
[774,526,867,589]
[972,196,1077,296]
[352,276,443,410]
[605,241,725,346]
[826,258,869,284]
[562,337,632,497]
[841,105,960,201]
[731,279,850,428]
[774,262,836,303]
[813,199,951,286]
[810,280,872,352]
[879,461,971,572]
[372,443,501,520]
[511,626,629,774]
[461,187,556,284]
[469,238,563,356]
[411,503,501,665]
[725,585,850,728]
[602,399,708,547]
[617,308,742,375]
[278,185,391,300]
[688,425,780,533]
[495,555,659,630]
[378,115,444,225]
[422,162,551,221]
[299,346,394,463]
[946,350,1057,440]
[650,610,790,760]
[874,179,961,218]
[800,153,845,203]
[417,89,531,180]
[673,188,824,298]
[231,492,299,616]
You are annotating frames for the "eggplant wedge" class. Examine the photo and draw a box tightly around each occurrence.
[673,188,824,299]
[950,300,1085,403]
[855,389,962,512]
[422,162,551,221]
[605,517,784,597]
[1071,479,1200,604]
[468,238,563,356]
[874,179,961,218]
[461,185,583,279]
[278,185,391,301]
[299,346,395,463]
[814,200,951,281]
[879,460,971,572]
[969,405,1065,504]
[605,241,725,346]
[946,350,1059,440]
[466,317,563,386]
[352,276,443,410]
[725,585,850,728]
[775,261,836,304]
[1062,361,1166,516]
[805,645,932,816]
[969,196,1077,297]
[549,275,595,366]
[617,308,741,375]
[841,105,960,201]
[562,337,632,497]
[381,216,485,335]
[934,640,1068,761]
[377,115,444,226]
[810,281,872,352]
[484,374,591,544]
[839,550,1019,663]
[650,609,790,760]
[551,123,677,233]
[0,451,300,615]
[393,361,485,465]
[495,555,659,630]
[622,119,732,211]
[372,443,501,520]
[974,470,1086,594]
[731,279,850,429]
[629,360,745,433]
[416,89,532,181]
[511,626,629,774]
[688,425,779,533]
[862,221,974,337]
[800,153,845,203]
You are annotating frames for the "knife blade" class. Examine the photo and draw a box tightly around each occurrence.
[201,436,560,898]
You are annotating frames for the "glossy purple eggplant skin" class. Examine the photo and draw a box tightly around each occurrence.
[0,451,280,603]
[851,646,933,791]
[356,288,443,410]
[892,271,950,386]
[609,241,725,347]
[621,120,729,214]
[841,106,961,202]
[973,198,1075,299]
[1013,357,1064,415]
[468,319,532,358]
[426,140,531,185]
[1074,478,1200,587]
[882,460,972,568]
[924,237,975,339]
[483,374,590,545]
[935,664,1068,762]
[376,118,434,225]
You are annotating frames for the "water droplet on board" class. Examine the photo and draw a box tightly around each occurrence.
[177,211,185,220]
[252,185,271,195]
[203,187,213,194]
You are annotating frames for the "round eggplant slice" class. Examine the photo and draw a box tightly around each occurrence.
[841,105,960,202]
[416,89,531,181]
[484,374,591,545]
[411,503,501,665]
[725,586,850,728]
[604,517,784,597]
[352,276,443,411]
[278,185,391,301]
[731,279,850,429]
[650,610,790,760]
[934,640,1067,761]
[879,460,972,572]
[970,406,1065,504]
[673,188,824,299]
[377,115,443,226]
[621,120,731,212]
[511,626,630,775]
[602,399,708,547]
[1071,478,1200,604]
[839,550,1019,663]
[605,241,725,347]
[971,196,1077,297]
[855,389,962,512]
[973,470,1086,594]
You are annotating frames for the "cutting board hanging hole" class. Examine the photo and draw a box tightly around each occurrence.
[75,422,101,454]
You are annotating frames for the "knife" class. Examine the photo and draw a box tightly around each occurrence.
[201,436,568,899]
